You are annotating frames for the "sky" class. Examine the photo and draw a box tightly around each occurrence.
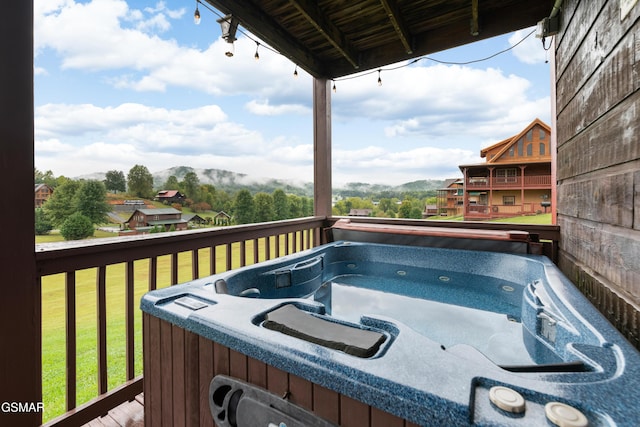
[34,0,552,187]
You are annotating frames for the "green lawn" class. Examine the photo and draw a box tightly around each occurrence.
[39,232,288,421]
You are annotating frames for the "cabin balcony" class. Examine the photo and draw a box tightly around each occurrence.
[465,174,552,190]
[33,216,562,426]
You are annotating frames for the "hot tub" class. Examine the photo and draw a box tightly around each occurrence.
[141,241,640,426]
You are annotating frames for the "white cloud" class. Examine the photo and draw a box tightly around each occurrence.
[245,99,310,116]
[509,27,548,65]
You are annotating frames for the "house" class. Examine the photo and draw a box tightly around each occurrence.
[154,190,186,204]
[181,213,206,226]
[34,183,53,208]
[458,118,552,221]
[348,208,372,217]
[436,179,464,217]
[213,211,231,226]
[125,208,188,232]
[422,204,437,218]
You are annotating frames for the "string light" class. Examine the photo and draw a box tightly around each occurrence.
[194,1,201,25]
[193,1,538,86]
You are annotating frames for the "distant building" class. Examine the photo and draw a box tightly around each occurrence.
[436,179,464,217]
[125,208,188,232]
[348,209,372,217]
[213,211,231,226]
[34,183,53,208]
[154,190,186,204]
[458,118,552,221]
[182,213,206,227]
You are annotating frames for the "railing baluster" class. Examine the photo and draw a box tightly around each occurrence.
[149,256,157,291]
[126,261,135,381]
[253,238,259,264]
[65,272,76,411]
[285,233,290,255]
[226,243,232,271]
[240,241,246,267]
[275,234,281,258]
[192,249,199,280]
[265,236,271,260]
[210,245,217,275]
[171,252,178,285]
[96,266,108,395]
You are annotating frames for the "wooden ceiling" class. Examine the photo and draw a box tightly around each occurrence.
[202,0,555,79]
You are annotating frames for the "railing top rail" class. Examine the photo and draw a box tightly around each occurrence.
[36,216,328,277]
[327,216,560,241]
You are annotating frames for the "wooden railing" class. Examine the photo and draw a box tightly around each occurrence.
[466,174,551,188]
[37,217,328,426]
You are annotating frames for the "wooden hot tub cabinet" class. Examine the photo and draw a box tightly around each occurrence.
[143,313,420,427]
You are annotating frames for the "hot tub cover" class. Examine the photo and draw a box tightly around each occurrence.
[263,304,386,358]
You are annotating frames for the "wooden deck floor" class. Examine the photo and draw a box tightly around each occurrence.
[83,394,144,427]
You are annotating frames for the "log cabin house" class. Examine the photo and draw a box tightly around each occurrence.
[436,178,464,217]
[2,1,639,426]
[34,183,53,208]
[125,208,188,232]
[460,118,552,220]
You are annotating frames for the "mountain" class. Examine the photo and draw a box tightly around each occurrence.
[152,166,314,197]
[78,166,445,198]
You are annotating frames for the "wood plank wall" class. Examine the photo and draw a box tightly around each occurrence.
[555,0,640,349]
[143,314,420,427]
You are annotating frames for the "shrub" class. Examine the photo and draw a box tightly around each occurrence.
[60,213,94,240]
[35,208,53,235]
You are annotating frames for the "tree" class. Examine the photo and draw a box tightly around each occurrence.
[273,189,288,220]
[127,165,154,198]
[233,190,254,224]
[253,192,274,222]
[287,195,303,218]
[43,179,81,227]
[182,172,200,200]
[104,170,126,193]
[163,175,180,190]
[60,212,94,240]
[397,200,413,218]
[74,180,110,224]
[35,208,53,235]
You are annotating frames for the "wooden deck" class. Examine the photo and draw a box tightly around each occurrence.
[83,394,144,427]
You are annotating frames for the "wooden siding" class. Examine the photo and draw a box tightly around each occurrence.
[143,314,420,427]
[555,0,640,348]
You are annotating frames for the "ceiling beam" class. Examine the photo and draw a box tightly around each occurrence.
[203,0,327,77]
[471,0,480,36]
[379,0,413,54]
[288,0,360,70]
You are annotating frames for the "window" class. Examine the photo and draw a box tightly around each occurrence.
[503,196,515,205]
[540,129,546,139]
[509,146,515,157]
[517,138,523,156]
[526,129,533,141]
[540,143,546,155]
[526,143,533,156]
[496,168,517,183]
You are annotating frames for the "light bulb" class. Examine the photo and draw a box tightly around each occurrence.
[194,5,201,25]
[254,43,260,60]
[293,65,298,78]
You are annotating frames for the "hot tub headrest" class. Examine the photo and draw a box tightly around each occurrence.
[263,304,386,358]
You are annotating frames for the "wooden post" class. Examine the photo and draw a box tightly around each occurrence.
[313,78,332,218]
[0,0,42,426]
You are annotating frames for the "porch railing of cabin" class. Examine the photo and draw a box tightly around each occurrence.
[37,216,327,426]
[35,216,559,426]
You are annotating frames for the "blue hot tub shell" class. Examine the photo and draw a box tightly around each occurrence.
[141,241,640,426]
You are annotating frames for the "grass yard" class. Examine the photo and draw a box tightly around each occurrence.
[40,234,295,421]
